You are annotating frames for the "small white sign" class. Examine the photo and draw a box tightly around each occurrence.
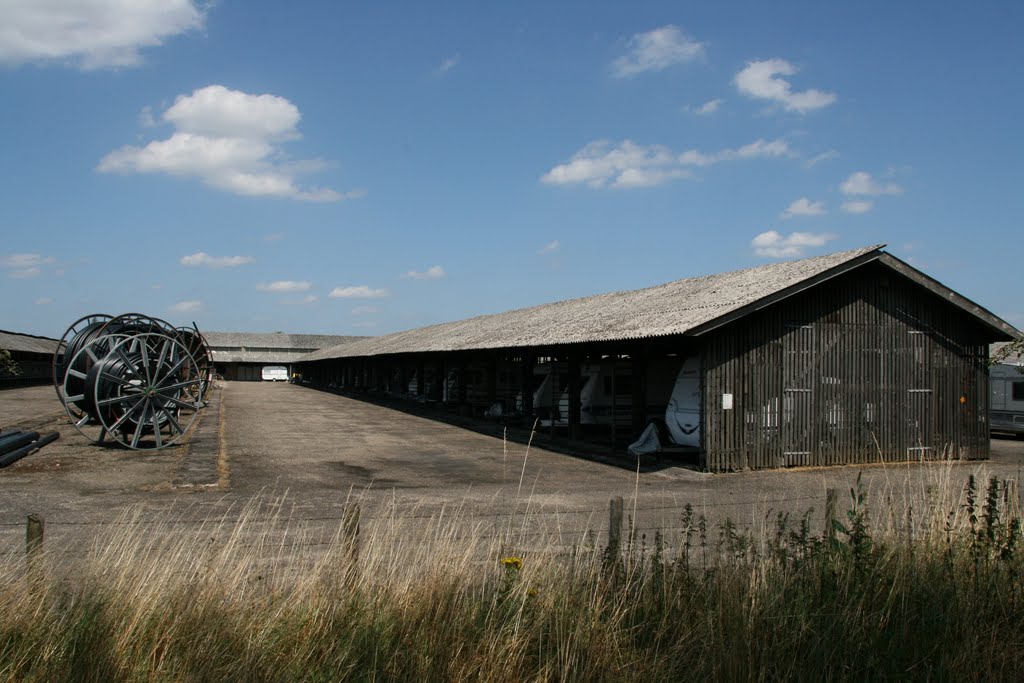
[722,393,733,410]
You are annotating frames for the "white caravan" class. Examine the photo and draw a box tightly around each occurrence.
[262,366,288,382]
[524,357,699,447]
[628,356,701,455]
[991,361,1024,435]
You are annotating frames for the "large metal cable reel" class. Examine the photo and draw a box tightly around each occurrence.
[96,312,182,343]
[54,312,180,422]
[62,332,203,449]
[52,313,113,415]
[61,332,131,442]
[176,324,214,402]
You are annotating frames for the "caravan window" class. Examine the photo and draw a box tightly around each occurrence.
[1013,381,1024,401]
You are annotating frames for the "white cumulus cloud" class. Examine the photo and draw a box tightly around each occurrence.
[163,85,300,141]
[351,306,379,315]
[180,252,254,267]
[539,240,560,255]
[402,265,446,280]
[693,98,723,115]
[34,297,53,305]
[751,230,837,258]
[98,85,353,201]
[805,149,839,168]
[841,200,874,214]
[2,253,55,268]
[840,171,903,196]
[734,59,836,113]
[781,198,825,219]
[611,25,705,78]
[434,54,460,76]
[9,268,41,279]
[0,0,205,69]
[257,281,312,293]
[329,285,389,299]
[542,138,791,189]
[170,300,202,313]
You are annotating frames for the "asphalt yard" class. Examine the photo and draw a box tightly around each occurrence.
[2,382,1024,556]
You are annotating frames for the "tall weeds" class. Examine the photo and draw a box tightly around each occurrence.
[2,472,1024,681]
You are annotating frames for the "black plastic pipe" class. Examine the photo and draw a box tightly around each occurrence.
[0,432,59,468]
[0,431,40,455]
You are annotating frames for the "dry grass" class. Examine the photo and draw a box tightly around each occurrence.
[3,464,1024,681]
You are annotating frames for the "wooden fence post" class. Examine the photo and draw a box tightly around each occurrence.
[824,488,837,542]
[26,514,43,585]
[608,496,624,557]
[343,503,360,564]
[26,514,43,556]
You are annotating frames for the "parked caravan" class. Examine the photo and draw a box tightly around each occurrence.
[663,356,701,448]
[262,366,288,382]
[529,356,688,430]
[991,362,1024,435]
[628,357,701,455]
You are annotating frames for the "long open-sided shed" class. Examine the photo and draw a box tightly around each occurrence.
[0,329,62,387]
[296,245,1019,471]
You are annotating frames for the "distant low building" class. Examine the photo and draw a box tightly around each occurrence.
[205,332,367,381]
[0,329,62,387]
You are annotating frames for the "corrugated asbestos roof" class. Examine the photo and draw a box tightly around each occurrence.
[302,245,894,362]
[0,330,62,355]
[205,332,365,350]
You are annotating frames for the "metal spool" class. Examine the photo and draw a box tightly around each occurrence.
[52,313,113,412]
[176,325,214,402]
[61,333,130,443]
[96,312,182,342]
[53,313,208,450]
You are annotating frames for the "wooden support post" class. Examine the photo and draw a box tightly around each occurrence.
[610,356,618,454]
[457,355,469,405]
[521,354,535,427]
[486,357,498,407]
[631,352,647,441]
[26,514,43,556]
[397,360,407,397]
[434,358,445,403]
[567,353,581,441]
[608,496,624,557]
[549,355,557,439]
[26,514,43,586]
[416,359,425,397]
[825,488,837,542]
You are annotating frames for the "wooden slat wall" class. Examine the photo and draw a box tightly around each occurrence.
[702,263,991,471]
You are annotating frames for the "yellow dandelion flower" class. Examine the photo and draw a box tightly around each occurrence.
[500,556,523,571]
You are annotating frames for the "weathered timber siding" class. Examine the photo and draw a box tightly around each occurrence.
[701,263,990,471]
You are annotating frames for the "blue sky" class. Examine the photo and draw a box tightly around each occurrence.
[1,1,1021,338]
